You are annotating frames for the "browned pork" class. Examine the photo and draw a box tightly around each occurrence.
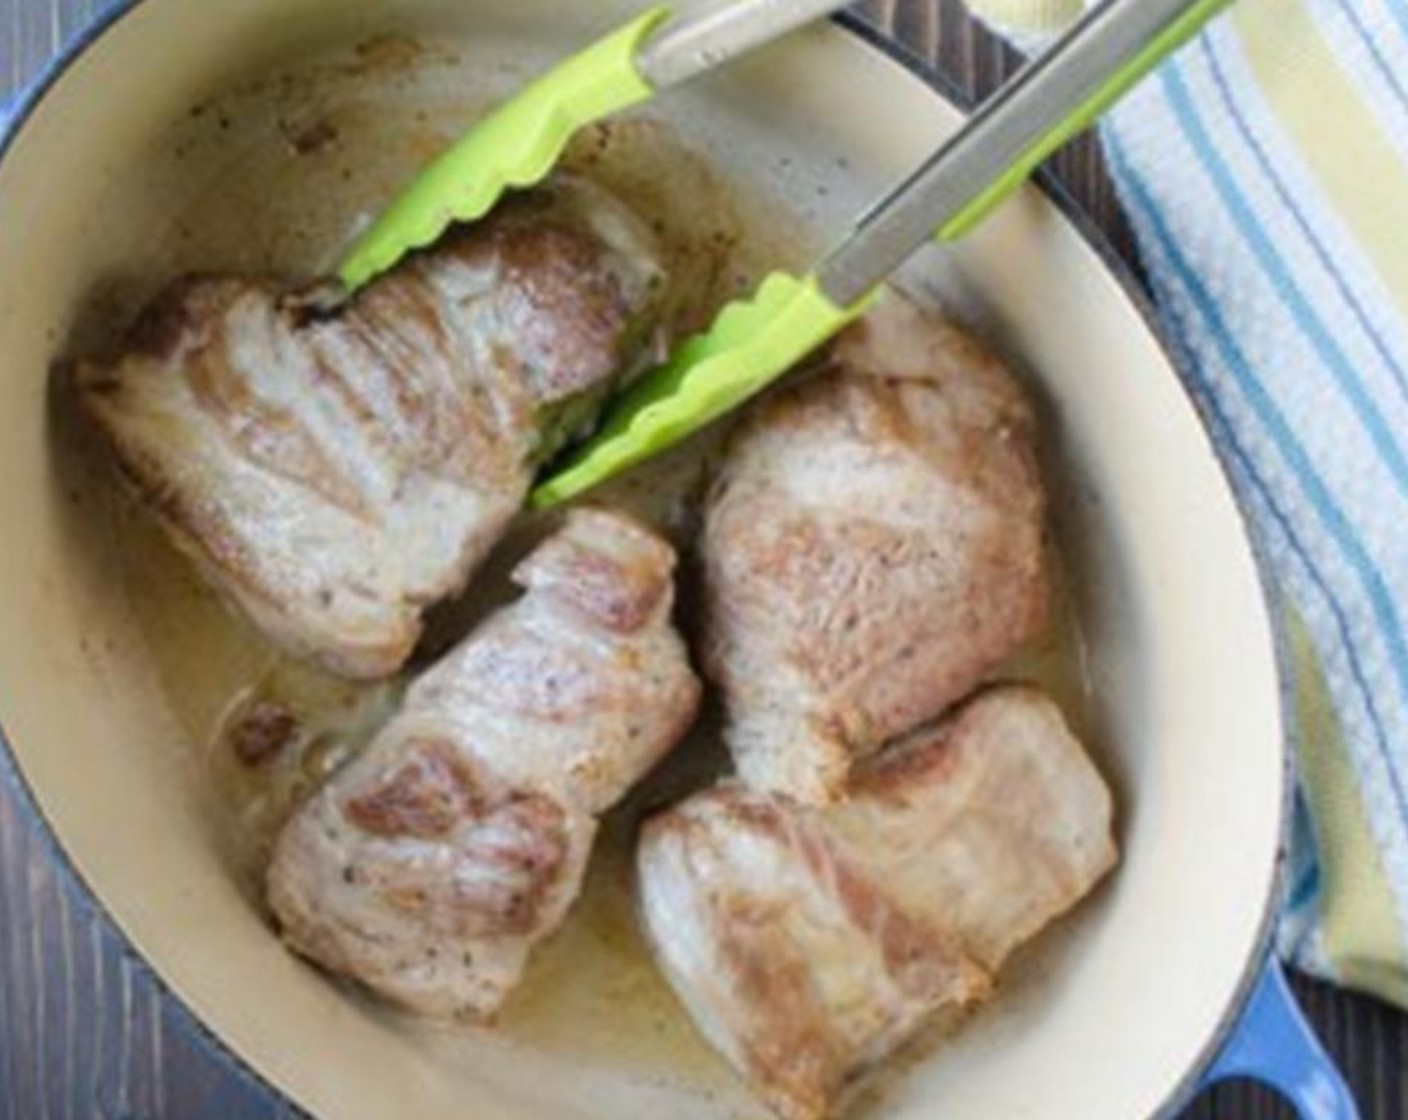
[268,509,700,1019]
[701,295,1049,803]
[77,178,666,678]
[637,686,1117,1120]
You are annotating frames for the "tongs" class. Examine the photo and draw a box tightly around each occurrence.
[530,0,1230,507]
[336,0,856,290]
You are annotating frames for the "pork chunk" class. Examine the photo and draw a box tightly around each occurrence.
[268,509,701,1019]
[702,295,1048,802]
[77,178,666,678]
[637,686,1116,1120]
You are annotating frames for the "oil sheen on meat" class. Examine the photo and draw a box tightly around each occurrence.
[76,177,666,680]
[266,509,700,1019]
[637,686,1118,1120]
[702,295,1050,803]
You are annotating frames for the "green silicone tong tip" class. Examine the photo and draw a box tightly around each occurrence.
[336,7,669,292]
[531,273,867,509]
[531,0,1231,509]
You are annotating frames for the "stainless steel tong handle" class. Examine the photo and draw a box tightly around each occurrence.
[816,0,1232,307]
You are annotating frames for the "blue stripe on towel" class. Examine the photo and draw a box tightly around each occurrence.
[1332,0,1408,121]
[1112,175,1397,813]
[1200,36,1408,411]
[1162,62,1408,497]
[1156,64,1408,780]
[1384,0,1408,53]
[1106,129,1408,832]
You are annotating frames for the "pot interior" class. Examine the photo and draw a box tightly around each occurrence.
[0,2,1284,1117]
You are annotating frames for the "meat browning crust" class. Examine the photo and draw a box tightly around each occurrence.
[343,740,483,840]
[268,509,701,1019]
[702,294,1049,803]
[76,177,667,678]
[637,686,1117,1120]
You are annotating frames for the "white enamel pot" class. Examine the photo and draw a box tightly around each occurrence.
[0,1,1359,1117]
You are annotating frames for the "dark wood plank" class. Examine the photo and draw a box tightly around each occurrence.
[0,2,1404,1118]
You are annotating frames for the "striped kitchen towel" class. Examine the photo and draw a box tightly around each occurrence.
[961,0,1408,1008]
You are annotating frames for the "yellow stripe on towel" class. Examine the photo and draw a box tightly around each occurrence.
[960,0,1081,37]
[1287,605,1408,1006]
[1233,0,1408,314]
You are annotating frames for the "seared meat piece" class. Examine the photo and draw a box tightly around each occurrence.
[270,735,596,1019]
[638,686,1116,1120]
[701,295,1049,802]
[268,509,700,1019]
[77,178,666,678]
[407,512,705,816]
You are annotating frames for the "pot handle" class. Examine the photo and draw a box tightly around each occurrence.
[1198,958,1360,1119]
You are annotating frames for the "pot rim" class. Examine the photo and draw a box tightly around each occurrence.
[836,12,1296,1117]
[0,5,1294,1118]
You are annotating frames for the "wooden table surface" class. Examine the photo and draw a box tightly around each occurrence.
[1,1,1405,1118]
